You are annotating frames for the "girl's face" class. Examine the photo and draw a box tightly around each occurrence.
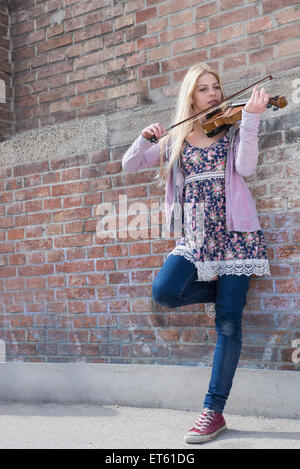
[192,73,223,114]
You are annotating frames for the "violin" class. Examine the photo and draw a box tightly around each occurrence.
[148,75,288,142]
[202,95,287,138]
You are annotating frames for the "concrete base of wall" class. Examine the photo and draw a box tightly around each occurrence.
[0,363,299,418]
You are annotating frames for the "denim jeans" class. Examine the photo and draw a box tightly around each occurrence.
[152,253,251,414]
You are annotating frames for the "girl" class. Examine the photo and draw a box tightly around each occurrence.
[122,63,271,444]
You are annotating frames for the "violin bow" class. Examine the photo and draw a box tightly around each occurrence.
[150,74,273,143]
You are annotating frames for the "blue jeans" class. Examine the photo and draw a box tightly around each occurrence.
[152,253,251,414]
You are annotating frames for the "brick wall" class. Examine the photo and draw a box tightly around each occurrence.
[9,0,300,135]
[0,0,12,140]
[0,0,299,368]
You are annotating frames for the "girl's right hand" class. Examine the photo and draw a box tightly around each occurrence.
[141,122,167,141]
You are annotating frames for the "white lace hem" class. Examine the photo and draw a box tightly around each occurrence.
[168,246,271,282]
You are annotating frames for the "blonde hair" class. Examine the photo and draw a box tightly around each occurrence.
[155,63,228,187]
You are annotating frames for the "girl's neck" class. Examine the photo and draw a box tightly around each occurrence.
[191,125,211,139]
[192,114,211,137]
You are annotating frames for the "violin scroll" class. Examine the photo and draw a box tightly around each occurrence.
[267,95,288,111]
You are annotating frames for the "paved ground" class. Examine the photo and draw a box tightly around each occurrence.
[0,403,299,449]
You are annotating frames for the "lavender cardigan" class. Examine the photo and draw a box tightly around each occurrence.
[122,109,262,234]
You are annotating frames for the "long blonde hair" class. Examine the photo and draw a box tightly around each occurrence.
[155,63,227,187]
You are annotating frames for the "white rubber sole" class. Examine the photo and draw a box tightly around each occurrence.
[184,424,227,444]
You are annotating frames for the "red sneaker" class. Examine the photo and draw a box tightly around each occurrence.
[184,408,227,444]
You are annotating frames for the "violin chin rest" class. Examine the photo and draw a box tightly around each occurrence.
[205,124,232,138]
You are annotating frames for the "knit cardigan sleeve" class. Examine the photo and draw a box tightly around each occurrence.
[235,108,261,177]
[122,134,165,173]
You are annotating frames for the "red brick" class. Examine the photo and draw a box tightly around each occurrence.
[211,37,260,59]
[15,186,51,201]
[16,239,52,251]
[70,315,97,328]
[276,245,300,261]
[150,75,170,89]
[7,228,24,240]
[160,23,206,43]
[137,36,158,51]
[162,51,207,72]
[131,298,153,313]
[249,47,274,63]
[158,0,195,16]
[56,260,94,273]
[263,0,297,13]
[123,343,167,357]
[136,7,157,23]
[52,181,90,196]
[276,278,300,294]
[274,5,300,24]
[18,264,54,277]
[7,343,36,356]
[247,16,273,34]
[48,24,64,38]
[9,253,26,265]
[181,329,206,343]
[170,344,214,359]
[263,23,300,46]
[10,314,34,327]
[210,5,259,29]
[37,61,73,79]
[6,277,24,290]
[12,19,34,36]
[15,212,51,227]
[24,200,42,212]
[109,329,130,342]
[240,346,277,361]
[277,38,300,57]
[68,302,88,314]
[147,17,167,34]
[27,251,45,264]
[36,34,73,53]
[166,313,214,328]
[223,53,247,70]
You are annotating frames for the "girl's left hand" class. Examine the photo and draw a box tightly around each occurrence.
[244,85,270,114]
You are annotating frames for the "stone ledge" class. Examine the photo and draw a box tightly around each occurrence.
[0,115,107,167]
[0,362,298,418]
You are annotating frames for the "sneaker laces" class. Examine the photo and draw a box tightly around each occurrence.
[193,408,217,431]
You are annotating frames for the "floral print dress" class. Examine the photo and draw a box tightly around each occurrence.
[167,131,271,282]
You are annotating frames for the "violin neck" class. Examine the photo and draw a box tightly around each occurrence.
[230,99,248,107]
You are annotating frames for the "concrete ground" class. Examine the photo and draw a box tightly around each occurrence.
[0,403,299,449]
